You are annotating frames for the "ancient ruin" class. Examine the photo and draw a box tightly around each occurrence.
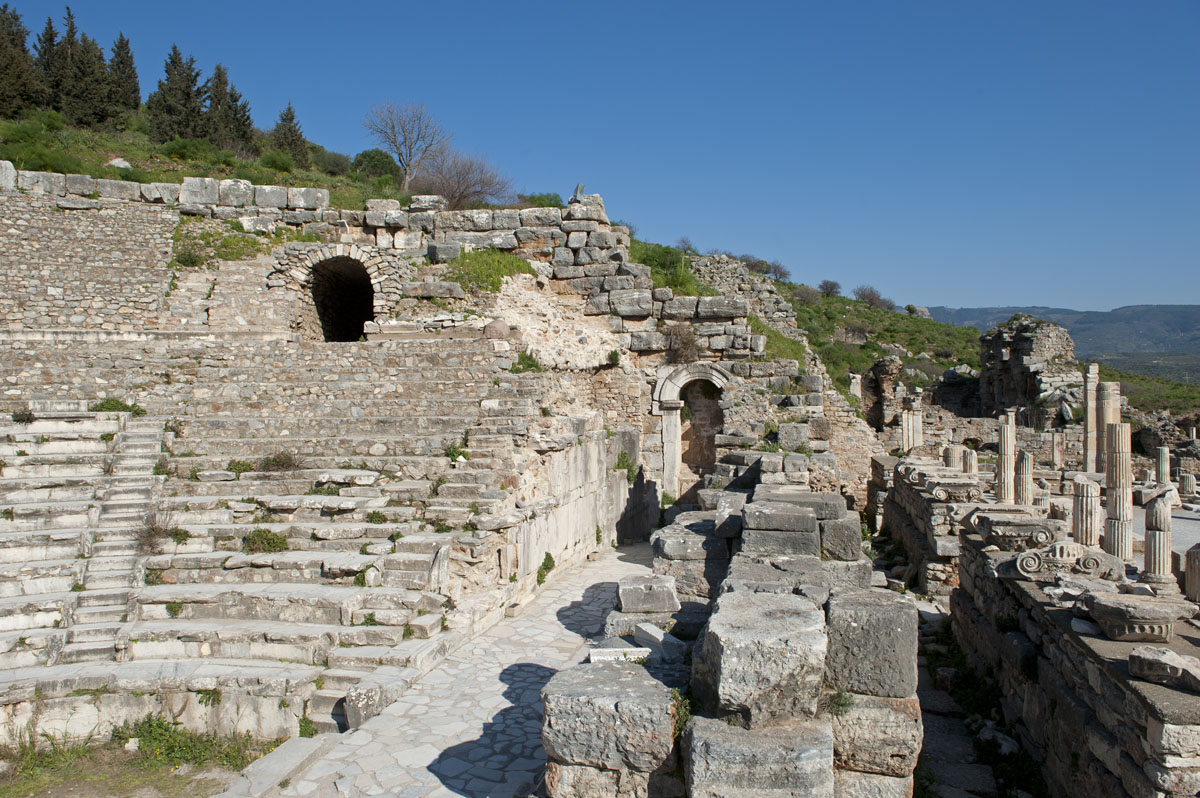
[2,162,1199,798]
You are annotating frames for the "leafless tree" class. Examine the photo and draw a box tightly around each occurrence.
[362,101,452,190]
[410,146,513,209]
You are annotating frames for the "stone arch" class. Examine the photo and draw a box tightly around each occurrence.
[653,363,734,499]
[311,257,374,342]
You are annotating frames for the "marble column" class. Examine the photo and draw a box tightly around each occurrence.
[1072,475,1102,547]
[1181,473,1198,496]
[944,445,964,470]
[1103,422,1133,562]
[1140,492,1180,594]
[1083,364,1099,472]
[963,449,978,475]
[996,419,1015,504]
[1187,544,1200,603]
[1051,432,1064,470]
[1015,450,1033,505]
[1156,446,1171,484]
[1096,381,1121,474]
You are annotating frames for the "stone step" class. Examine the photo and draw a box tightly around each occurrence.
[92,540,138,557]
[309,714,347,735]
[66,622,121,643]
[84,571,134,590]
[58,640,115,663]
[319,667,372,691]
[87,555,137,572]
[309,688,346,717]
[72,605,126,625]
[75,588,130,607]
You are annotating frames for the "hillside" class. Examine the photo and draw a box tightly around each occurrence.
[927,304,1200,356]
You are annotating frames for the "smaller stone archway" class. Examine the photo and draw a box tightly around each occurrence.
[653,363,734,500]
[311,257,373,341]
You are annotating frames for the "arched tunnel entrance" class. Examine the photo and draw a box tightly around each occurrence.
[311,257,374,342]
[679,379,724,499]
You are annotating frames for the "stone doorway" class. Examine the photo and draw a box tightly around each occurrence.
[653,362,734,501]
[311,257,374,342]
[679,380,724,500]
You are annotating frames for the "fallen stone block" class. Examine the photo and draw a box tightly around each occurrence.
[742,526,821,557]
[618,574,681,613]
[820,513,863,561]
[587,646,652,663]
[692,591,826,725]
[743,501,819,533]
[542,662,676,774]
[831,694,922,776]
[1129,646,1200,693]
[826,590,918,698]
[833,770,914,798]
[633,623,687,663]
[685,716,834,797]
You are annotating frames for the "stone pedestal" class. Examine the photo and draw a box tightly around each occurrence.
[1015,450,1033,506]
[1103,422,1133,562]
[1072,475,1102,547]
[1096,382,1121,474]
[996,420,1015,505]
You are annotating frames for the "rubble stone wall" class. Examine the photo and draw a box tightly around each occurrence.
[979,316,1082,423]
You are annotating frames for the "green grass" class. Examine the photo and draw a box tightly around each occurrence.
[747,314,809,363]
[0,110,411,211]
[510,351,543,374]
[444,249,535,293]
[88,398,146,416]
[241,528,288,554]
[1095,362,1200,416]
[629,239,717,296]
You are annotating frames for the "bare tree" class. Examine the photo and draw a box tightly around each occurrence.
[410,146,512,209]
[362,101,452,190]
[818,280,841,297]
[853,284,897,311]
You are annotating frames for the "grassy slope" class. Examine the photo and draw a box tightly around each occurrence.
[1095,362,1200,417]
[0,112,409,210]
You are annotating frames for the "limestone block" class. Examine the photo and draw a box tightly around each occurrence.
[92,178,137,201]
[696,296,749,319]
[179,176,218,205]
[254,185,288,208]
[56,197,100,209]
[685,716,834,797]
[584,293,611,315]
[756,489,846,520]
[197,470,236,482]
[287,187,328,210]
[365,198,401,211]
[603,275,635,292]
[0,160,15,191]
[589,231,618,248]
[146,183,179,203]
[633,623,687,662]
[239,216,276,234]
[554,265,585,279]
[629,331,668,351]
[692,591,827,724]
[567,231,588,248]
[821,514,862,561]
[661,297,698,320]
[652,287,674,301]
[375,228,394,248]
[409,194,447,211]
[834,770,914,798]
[544,762,653,798]
[18,170,66,195]
[618,575,681,613]
[178,203,211,217]
[384,210,409,228]
[832,695,921,776]
[588,647,653,663]
[743,501,818,532]
[653,558,725,600]
[563,202,609,223]
[427,241,461,263]
[741,526,820,557]
[651,522,727,561]
[66,173,95,195]
[213,179,252,207]
[610,289,652,318]
[519,207,562,226]
[826,590,918,698]
[541,662,676,773]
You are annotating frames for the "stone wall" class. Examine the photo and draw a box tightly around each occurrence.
[979,316,1082,424]
[954,533,1200,797]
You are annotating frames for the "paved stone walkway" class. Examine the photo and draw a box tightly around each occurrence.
[277,545,653,798]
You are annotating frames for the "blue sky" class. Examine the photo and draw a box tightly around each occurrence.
[12,1,1199,311]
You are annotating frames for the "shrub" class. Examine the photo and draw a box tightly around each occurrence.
[256,451,301,472]
[89,398,147,416]
[11,408,34,424]
[160,137,219,162]
[365,510,387,524]
[111,713,271,771]
[668,325,700,363]
[790,284,822,306]
[259,149,294,172]
[614,450,636,484]
[517,192,565,208]
[168,527,190,545]
[242,528,288,553]
[226,459,254,475]
[444,440,469,461]
[510,351,543,374]
[852,285,896,311]
[607,349,620,366]
[165,601,183,618]
[172,243,205,269]
[445,249,535,293]
[310,145,352,176]
[536,552,556,585]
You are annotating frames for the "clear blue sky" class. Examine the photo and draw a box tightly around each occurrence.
[12,1,1200,311]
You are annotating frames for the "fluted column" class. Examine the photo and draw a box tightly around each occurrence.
[1187,544,1200,602]
[996,419,1015,504]
[1156,446,1171,484]
[1072,475,1102,547]
[1015,450,1033,505]
[1181,473,1197,496]
[1096,382,1121,474]
[1083,364,1099,472]
[1140,492,1179,594]
[944,445,964,470]
[1103,422,1133,562]
[963,449,978,475]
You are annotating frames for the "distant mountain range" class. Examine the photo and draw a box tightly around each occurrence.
[926,305,1200,357]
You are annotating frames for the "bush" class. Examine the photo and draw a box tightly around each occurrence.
[364,510,387,524]
[11,408,34,424]
[111,714,271,771]
[607,349,620,366]
[536,552,556,585]
[310,145,351,176]
[445,249,535,293]
[614,450,636,484]
[852,285,896,311]
[517,192,565,208]
[510,351,543,374]
[818,280,842,297]
[89,398,147,416]
[256,451,301,472]
[226,459,253,475]
[160,137,220,162]
[668,325,701,363]
[259,149,294,172]
[242,528,288,553]
[790,284,821,305]
[352,148,401,178]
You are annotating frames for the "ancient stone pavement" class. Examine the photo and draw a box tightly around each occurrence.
[274,545,654,798]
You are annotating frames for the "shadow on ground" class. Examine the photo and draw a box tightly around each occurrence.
[427,662,556,798]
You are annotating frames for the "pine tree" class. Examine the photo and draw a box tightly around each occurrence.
[202,64,255,151]
[0,4,40,117]
[144,44,203,142]
[106,33,139,115]
[33,15,58,109]
[226,85,254,151]
[272,103,309,168]
[61,32,108,126]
